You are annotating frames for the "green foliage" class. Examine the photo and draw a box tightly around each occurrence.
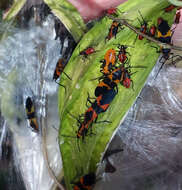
[167,0,182,6]
[44,0,87,42]
[58,0,176,189]
[3,0,26,21]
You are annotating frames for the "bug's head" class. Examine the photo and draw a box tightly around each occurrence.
[112,21,118,26]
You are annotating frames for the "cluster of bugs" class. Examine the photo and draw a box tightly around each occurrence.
[131,9,182,78]
[23,5,182,189]
[61,45,145,188]
[68,7,182,189]
[62,45,140,146]
[152,16,181,76]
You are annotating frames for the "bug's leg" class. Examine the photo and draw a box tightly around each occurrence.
[95,120,112,124]
[55,81,66,93]
[89,76,103,81]
[131,80,135,91]
[86,92,95,106]
[133,34,138,45]
[63,71,72,80]
[155,61,165,79]
[77,138,81,152]
[115,85,118,94]
[88,123,96,136]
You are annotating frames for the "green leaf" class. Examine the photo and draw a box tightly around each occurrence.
[58,0,176,189]
[167,0,182,6]
[3,0,26,21]
[44,0,87,42]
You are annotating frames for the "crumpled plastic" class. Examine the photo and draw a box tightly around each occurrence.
[0,15,63,190]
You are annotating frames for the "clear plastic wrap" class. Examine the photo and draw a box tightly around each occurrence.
[0,15,63,190]
[95,21,182,189]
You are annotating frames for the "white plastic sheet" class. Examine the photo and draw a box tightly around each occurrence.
[0,15,63,190]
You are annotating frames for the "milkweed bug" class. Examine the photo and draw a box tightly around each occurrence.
[108,65,146,89]
[107,66,131,88]
[100,49,117,75]
[66,108,97,141]
[148,25,156,37]
[94,77,117,97]
[137,11,148,39]
[94,65,145,96]
[25,97,39,132]
[88,89,117,114]
[175,11,181,24]
[61,110,95,151]
[79,47,97,59]
[157,17,172,44]
[116,44,133,64]
[105,21,124,42]
[133,11,148,44]
[53,58,71,91]
[151,45,182,78]
[72,173,96,190]
[164,4,177,12]
[62,97,111,151]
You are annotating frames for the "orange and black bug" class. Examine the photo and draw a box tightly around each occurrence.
[87,89,117,114]
[105,21,124,42]
[65,109,97,142]
[25,97,39,132]
[94,77,118,97]
[164,4,177,12]
[107,64,146,89]
[94,65,143,97]
[96,89,116,112]
[62,101,111,151]
[174,11,181,24]
[62,91,114,144]
[107,66,132,88]
[53,58,71,90]
[100,49,117,75]
[151,17,176,78]
[61,110,96,151]
[72,173,96,190]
